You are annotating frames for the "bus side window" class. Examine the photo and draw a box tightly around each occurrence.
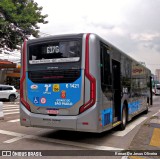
[100,44,111,86]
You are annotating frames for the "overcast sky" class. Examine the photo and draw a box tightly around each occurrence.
[35,0,160,74]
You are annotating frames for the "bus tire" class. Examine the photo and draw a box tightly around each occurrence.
[119,105,127,131]
[144,107,148,114]
[144,97,149,114]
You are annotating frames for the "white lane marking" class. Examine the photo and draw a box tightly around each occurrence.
[3,104,19,107]
[4,112,19,115]
[112,117,147,137]
[4,137,24,143]
[3,105,19,108]
[3,109,19,112]
[8,119,20,123]
[2,104,19,115]
[0,130,24,137]
[0,129,123,150]
[3,107,19,110]
[3,108,19,111]
[121,157,128,159]
[152,110,160,116]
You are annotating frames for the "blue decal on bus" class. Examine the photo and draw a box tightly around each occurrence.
[27,72,82,108]
[128,101,141,114]
[101,108,113,126]
[33,97,39,104]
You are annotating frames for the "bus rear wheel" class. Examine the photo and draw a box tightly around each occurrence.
[144,107,148,114]
[119,105,127,131]
[144,97,149,114]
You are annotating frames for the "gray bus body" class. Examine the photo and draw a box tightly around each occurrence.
[20,33,152,133]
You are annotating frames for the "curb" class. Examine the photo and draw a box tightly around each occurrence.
[128,110,160,159]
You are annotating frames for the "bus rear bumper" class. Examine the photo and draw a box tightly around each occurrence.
[20,103,101,133]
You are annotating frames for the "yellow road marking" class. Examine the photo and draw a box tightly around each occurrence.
[149,128,160,147]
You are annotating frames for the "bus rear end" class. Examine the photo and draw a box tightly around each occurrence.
[20,34,100,132]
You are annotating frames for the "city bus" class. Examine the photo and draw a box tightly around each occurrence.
[20,33,152,133]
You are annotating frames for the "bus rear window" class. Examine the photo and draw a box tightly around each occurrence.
[29,41,81,64]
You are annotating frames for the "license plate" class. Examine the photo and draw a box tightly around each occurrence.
[47,109,59,114]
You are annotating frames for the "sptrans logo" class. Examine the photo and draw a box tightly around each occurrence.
[44,84,51,94]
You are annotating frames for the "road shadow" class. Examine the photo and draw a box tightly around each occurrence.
[36,109,150,144]
[37,126,120,146]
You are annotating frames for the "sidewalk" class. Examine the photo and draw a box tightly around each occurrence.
[128,110,160,159]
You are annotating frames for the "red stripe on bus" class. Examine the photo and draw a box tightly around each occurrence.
[79,34,96,114]
[20,40,31,111]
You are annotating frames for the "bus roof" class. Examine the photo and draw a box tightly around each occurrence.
[27,33,84,44]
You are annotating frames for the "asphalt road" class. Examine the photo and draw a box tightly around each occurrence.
[0,96,159,159]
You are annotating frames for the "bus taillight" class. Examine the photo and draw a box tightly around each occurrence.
[20,40,31,111]
[79,34,96,114]
[79,76,96,113]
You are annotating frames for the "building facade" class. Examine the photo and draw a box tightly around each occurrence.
[0,60,20,89]
[155,69,160,82]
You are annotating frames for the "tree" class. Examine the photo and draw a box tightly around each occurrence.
[0,0,48,50]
